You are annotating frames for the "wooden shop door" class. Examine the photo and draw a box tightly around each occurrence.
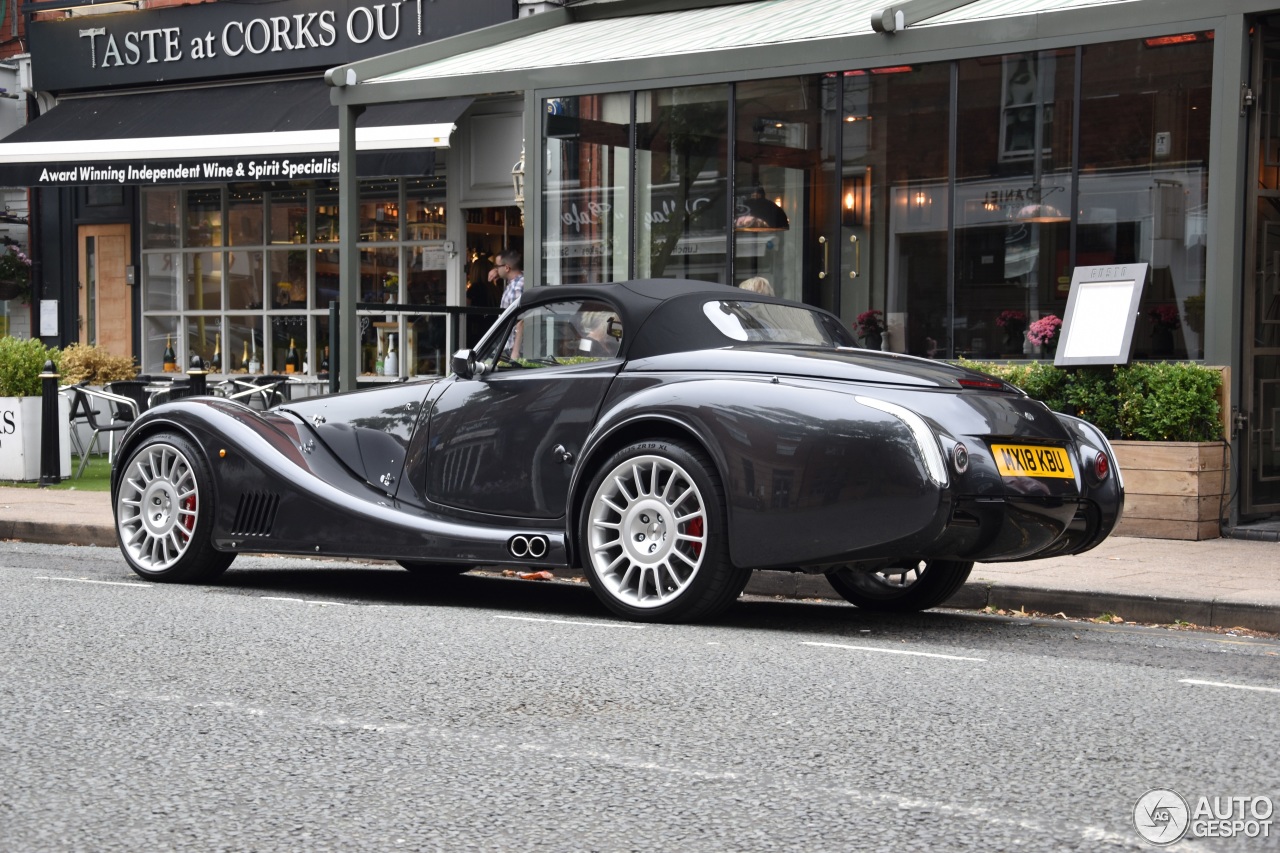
[77,223,132,355]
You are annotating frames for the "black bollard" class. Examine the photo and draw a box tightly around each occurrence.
[38,359,60,486]
[187,354,208,397]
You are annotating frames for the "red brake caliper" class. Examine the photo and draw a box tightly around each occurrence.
[180,495,196,538]
[686,517,704,558]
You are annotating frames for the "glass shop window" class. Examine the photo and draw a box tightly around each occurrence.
[405,177,448,307]
[543,93,632,285]
[635,84,730,282]
[185,188,223,248]
[142,188,180,249]
[359,180,400,243]
[953,50,1076,362]
[1079,36,1213,360]
[228,187,264,246]
[843,62,950,358]
[269,188,309,244]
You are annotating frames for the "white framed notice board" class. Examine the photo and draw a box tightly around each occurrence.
[1055,263,1148,366]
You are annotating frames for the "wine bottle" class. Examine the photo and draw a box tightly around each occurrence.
[211,333,222,372]
[241,340,250,373]
[285,337,300,374]
[320,345,329,373]
[374,343,384,376]
[383,334,398,376]
[163,334,177,373]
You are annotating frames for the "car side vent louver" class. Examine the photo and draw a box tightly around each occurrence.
[232,492,280,537]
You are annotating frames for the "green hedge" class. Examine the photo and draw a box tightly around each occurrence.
[958,360,1223,442]
[0,336,60,398]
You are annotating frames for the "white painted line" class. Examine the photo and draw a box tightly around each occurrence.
[802,641,985,662]
[1180,678,1280,695]
[261,596,348,606]
[36,576,151,588]
[493,614,644,629]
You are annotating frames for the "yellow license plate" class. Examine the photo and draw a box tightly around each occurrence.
[991,444,1075,479]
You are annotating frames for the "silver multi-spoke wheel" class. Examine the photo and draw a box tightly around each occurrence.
[587,454,708,609]
[580,440,750,623]
[117,442,199,572]
[114,433,233,583]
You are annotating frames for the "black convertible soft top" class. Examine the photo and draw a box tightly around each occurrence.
[510,278,849,360]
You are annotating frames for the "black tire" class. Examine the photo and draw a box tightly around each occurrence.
[579,438,750,623]
[114,432,234,583]
[397,560,472,575]
[825,559,974,612]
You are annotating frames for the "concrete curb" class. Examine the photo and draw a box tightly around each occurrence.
[1,518,1275,634]
[743,572,1280,635]
[1,521,118,550]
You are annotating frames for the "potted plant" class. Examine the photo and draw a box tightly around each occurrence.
[58,343,141,452]
[58,342,139,386]
[0,245,32,303]
[1146,304,1181,357]
[995,309,1027,353]
[958,359,1227,540]
[855,309,885,350]
[1026,313,1062,357]
[0,336,69,481]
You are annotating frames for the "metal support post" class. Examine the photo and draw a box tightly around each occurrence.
[38,359,60,486]
[187,354,208,397]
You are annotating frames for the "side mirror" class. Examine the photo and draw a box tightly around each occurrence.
[451,349,485,379]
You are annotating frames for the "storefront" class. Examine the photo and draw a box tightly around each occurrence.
[323,0,1280,520]
[0,0,522,379]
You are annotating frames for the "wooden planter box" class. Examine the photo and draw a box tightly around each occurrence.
[1111,441,1229,540]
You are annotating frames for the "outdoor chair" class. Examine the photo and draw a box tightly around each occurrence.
[66,385,138,479]
[146,376,194,406]
[103,379,150,415]
[217,375,290,410]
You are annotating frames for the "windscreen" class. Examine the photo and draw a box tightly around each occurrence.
[702,300,856,347]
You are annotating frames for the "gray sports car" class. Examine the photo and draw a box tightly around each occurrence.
[111,279,1123,622]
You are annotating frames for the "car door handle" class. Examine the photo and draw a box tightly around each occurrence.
[553,444,574,464]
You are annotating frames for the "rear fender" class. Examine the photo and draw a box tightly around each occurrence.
[571,375,948,570]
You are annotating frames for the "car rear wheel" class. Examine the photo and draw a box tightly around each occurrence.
[115,432,234,583]
[580,439,749,623]
[825,559,974,612]
[397,560,472,575]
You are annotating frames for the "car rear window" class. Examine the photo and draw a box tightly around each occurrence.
[702,300,855,347]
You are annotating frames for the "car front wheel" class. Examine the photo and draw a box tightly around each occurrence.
[580,439,749,623]
[114,432,234,583]
[825,559,974,612]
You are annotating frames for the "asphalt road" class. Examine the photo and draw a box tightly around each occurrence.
[2,541,1277,852]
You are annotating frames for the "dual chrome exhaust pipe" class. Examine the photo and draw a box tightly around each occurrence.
[508,534,548,559]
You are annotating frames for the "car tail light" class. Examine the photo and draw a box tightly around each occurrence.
[1094,451,1110,481]
[958,377,1007,391]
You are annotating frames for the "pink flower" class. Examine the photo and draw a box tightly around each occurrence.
[996,309,1026,328]
[855,309,884,336]
[1146,304,1181,330]
[1027,314,1062,346]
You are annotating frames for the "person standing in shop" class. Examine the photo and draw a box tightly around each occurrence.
[491,249,526,357]
[493,249,524,310]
